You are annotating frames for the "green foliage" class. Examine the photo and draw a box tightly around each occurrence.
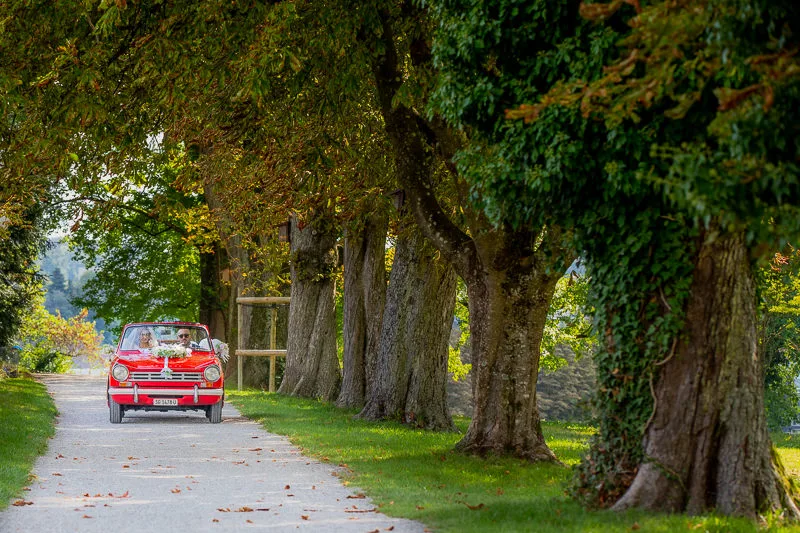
[16,296,103,374]
[759,249,800,429]
[541,269,595,372]
[0,205,46,351]
[0,377,57,510]
[448,278,471,381]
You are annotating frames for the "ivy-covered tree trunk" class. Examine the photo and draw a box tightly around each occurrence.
[337,212,388,409]
[278,214,341,401]
[612,232,800,518]
[359,227,456,430]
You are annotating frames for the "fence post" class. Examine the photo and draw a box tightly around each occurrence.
[237,287,243,392]
[269,307,277,393]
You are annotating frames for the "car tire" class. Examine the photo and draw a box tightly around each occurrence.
[208,401,222,424]
[110,399,123,424]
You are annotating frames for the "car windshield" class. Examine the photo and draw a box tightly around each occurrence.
[119,325,212,352]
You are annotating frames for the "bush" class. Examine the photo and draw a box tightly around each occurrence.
[18,345,72,373]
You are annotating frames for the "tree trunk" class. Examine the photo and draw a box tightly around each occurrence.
[612,232,800,518]
[368,14,569,457]
[199,241,228,341]
[337,212,388,409]
[202,180,274,387]
[455,247,562,461]
[278,214,341,401]
[359,227,457,430]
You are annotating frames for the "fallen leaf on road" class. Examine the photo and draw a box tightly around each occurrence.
[246,520,253,523]
[255,508,271,512]
[217,508,230,512]
[347,494,366,499]
[301,516,309,520]
[171,488,181,493]
[12,500,33,506]
[235,507,253,512]
[284,485,291,490]
[56,454,65,459]
[386,527,395,531]
[212,519,219,523]
[82,515,92,518]
[249,448,262,451]
[52,473,62,476]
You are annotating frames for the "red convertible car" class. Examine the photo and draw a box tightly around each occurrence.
[107,322,225,424]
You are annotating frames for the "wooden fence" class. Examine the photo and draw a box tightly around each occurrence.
[236,295,290,392]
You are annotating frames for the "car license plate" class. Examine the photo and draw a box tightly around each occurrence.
[153,399,178,406]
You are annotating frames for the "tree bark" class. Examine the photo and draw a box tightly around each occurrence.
[359,227,457,430]
[337,211,388,409]
[199,241,228,341]
[612,232,800,518]
[455,238,563,460]
[278,214,341,401]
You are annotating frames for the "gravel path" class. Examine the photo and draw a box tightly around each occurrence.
[0,374,426,533]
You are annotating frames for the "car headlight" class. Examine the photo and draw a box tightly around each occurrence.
[111,364,129,382]
[204,365,221,382]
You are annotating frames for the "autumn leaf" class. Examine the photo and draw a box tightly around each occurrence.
[235,506,254,512]
[347,493,366,499]
[82,515,92,518]
[464,503,485,511]
[12,500,33,506]
[301,515,309,520]
[217,508,231,512]
[171,488,181,493]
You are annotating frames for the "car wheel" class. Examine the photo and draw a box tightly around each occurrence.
[110,399,123,424]
[208,401,222,424]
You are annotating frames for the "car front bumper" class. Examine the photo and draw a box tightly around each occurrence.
[109,385,223,406]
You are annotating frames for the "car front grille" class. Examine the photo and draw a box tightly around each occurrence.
[129,372,204,382]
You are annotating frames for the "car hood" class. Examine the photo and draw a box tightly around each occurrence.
[114,351,219,371]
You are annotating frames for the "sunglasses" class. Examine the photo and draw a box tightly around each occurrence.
[141,333,151,337]
[178,334,190,338]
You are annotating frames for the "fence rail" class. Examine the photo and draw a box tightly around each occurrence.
[236,295,289,392]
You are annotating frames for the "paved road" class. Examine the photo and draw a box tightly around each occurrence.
[0,374,426,533]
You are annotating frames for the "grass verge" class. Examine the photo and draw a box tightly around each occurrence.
[0,377,57,510]
[228,390,792,533]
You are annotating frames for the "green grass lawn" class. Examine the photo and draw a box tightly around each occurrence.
[228,390,800,533]
[0,377,57,510]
